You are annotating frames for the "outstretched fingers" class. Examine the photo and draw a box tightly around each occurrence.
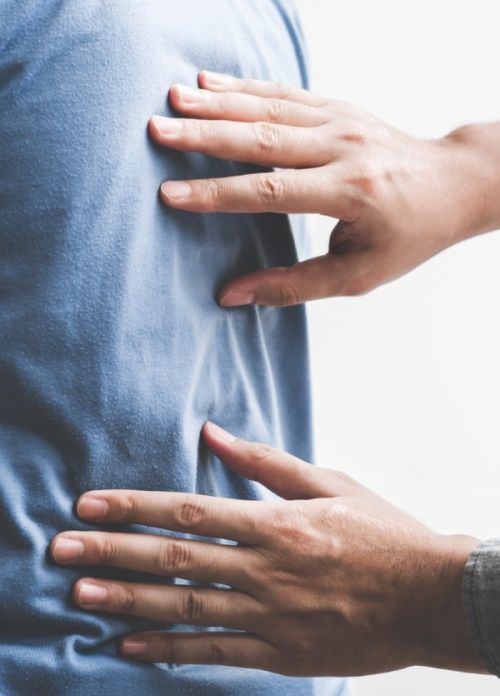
[71,489,271,545]
[149,116,329,168]
[51,529,254,589]
[198,70,329,108]
[158,167,354,218]
[73,578,264,632]
[168,84,327,127]
[120,630,280,670]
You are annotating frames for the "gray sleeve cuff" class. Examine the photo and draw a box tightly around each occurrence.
[463,538,500,677]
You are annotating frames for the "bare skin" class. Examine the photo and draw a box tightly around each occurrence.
[51,422,484,675]
[146,71,500,305]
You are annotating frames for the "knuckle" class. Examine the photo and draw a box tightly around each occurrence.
[115,584,137,612]
[204,177,224,204]
[256,266,300,307]
[339,130,368,146]
[268,504,321,551]
[157,539,192,575]
[252,122,280,153]
[98,536,119,564]
[174,495,206,530]
[158,639,177,664]
[239,78,253,94]
[275,282,299,307]
[272,81,292,100]
[179,589,205,624]
[268,503,293,533]
[119,493,139,521]
[327,533,345,562]
[266,98,285,123]
[256,174,287,206]
[346,173,379,204]
[209,639,227,664]
[214,91,231,112]
[191,118,212,141]
[249,441,275,464]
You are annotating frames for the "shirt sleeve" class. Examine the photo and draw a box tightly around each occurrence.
[463,539,500,677]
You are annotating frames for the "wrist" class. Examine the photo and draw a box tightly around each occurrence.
[441,122,500,241]
[413,533,486,673]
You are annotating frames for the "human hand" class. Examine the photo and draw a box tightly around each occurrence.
[51,423,483,676]
[148,72,498,306]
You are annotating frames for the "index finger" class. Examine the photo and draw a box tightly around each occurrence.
[76,490,271,545]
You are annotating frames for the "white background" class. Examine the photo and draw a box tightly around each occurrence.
[294,1,500,694]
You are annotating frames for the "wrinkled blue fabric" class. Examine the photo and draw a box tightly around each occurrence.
[0,1,347,694]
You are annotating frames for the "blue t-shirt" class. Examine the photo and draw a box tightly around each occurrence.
[0,1,347,694]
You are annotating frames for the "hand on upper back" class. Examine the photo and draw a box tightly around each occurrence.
[51,423,482,676]
[147,71,497,306]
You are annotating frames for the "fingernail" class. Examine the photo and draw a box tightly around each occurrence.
[177,86,208,105]
[200,70,234,88]
[77,496,109,520]
[53,537,84,562]
[150,116,183,136]
[205,421,237,444]
[121,639,148,656]
[161,181,192,200]
[78,582,108,605]
[219,290,255,307]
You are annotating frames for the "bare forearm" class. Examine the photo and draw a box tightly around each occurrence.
[414,534,486,674]
[444,121,500,241]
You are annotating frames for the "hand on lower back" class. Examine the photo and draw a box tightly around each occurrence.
[51,423,483,676]
[148,72,500,305]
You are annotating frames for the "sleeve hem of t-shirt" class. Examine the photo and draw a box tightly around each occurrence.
[463,538,500,678]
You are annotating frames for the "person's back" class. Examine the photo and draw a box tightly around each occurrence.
[0,1,346,693]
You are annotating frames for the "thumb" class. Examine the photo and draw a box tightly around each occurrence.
[203,421,332,499]
[217,251,368,308]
